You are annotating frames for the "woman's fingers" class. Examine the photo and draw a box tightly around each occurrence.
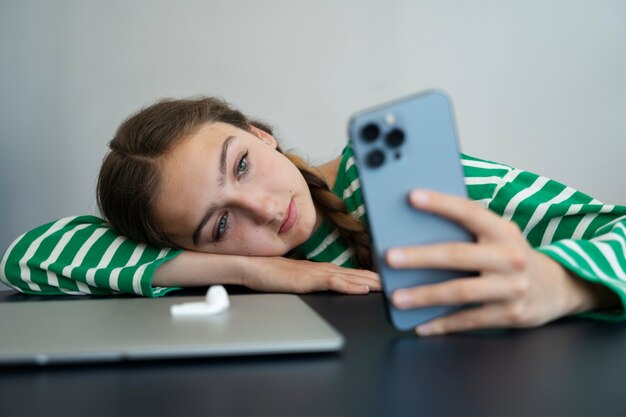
[391,274,529,308]
[245,257,381,294]
[413,297,550,336]
[407,190,518,240]
[386,242,527,272]
[303,263,381,294]
[331,269,382,293]
[327,279,371,294]
[413,303,514,336]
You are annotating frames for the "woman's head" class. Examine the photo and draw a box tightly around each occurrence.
[98,96,373,268]
[97,97,318,256]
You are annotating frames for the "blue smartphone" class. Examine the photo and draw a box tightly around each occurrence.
[349,90,475,331]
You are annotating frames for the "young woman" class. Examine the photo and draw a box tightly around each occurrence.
[1,97,624,336]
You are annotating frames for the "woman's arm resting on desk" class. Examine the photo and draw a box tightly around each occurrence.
[0,216,181,297]
[1,215,380,297]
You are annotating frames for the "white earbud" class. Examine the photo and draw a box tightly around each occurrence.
[206,285,229,309]
[170,285,230,318]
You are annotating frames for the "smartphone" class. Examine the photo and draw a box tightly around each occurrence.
[349,90,475,331]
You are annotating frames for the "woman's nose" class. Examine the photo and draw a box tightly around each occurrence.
[234,193,276,225]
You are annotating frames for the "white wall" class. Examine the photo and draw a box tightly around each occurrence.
[1,0,625,267]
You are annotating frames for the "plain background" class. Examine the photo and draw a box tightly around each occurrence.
[1,0,625,291]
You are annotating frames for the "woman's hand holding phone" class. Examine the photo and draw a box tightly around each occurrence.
[386,189,618,336]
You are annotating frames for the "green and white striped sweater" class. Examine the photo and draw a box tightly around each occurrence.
[2,146,625,319]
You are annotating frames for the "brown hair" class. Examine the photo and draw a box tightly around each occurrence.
[96,97,373,270]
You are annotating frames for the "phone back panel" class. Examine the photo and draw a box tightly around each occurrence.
[349,91,474,331]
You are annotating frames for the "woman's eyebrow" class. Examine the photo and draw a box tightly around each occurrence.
[217,135,236,187]
[192,135,236,246]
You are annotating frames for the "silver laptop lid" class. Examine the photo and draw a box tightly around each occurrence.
[0,294,344,365]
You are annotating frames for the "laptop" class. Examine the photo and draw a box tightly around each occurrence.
[0,294,344,365]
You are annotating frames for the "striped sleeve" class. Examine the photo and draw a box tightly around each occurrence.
[0,216,183,297]
[462,154,626,320]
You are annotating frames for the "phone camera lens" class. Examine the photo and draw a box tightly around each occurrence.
[361,123,380,143]
[385,128,405,148]
[366,149,385,168]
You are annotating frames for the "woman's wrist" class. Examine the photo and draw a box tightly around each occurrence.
[153,250,248,287]
[566,272,621,315]
[540,253,621,316]
[235,255,283,289]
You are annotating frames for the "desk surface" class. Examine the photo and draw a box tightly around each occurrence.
[0,288,624,416]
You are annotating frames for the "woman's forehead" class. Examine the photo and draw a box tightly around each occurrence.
[166,123,238,165]
[189,122,245,140]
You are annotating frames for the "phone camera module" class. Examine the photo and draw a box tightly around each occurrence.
[385,128,405,148]
[366,149,385,168]
[361,123,380,143]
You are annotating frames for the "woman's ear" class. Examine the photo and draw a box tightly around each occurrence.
[249,125,277,149]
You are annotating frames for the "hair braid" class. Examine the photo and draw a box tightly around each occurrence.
[284,153,375,271]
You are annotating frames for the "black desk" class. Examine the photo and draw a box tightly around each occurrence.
[0,289,624,416]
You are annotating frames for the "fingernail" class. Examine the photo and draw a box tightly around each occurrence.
[387,249,406,266]
[392,290,411,308]
[416,324,432,336]
[410,190,429,207]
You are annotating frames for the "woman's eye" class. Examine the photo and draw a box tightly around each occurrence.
[215,213,229,240]
[237,153,248,177]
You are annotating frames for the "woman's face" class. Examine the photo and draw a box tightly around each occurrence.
[154,122,318,255]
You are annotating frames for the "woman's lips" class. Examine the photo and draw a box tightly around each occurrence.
[279,199,297,234]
